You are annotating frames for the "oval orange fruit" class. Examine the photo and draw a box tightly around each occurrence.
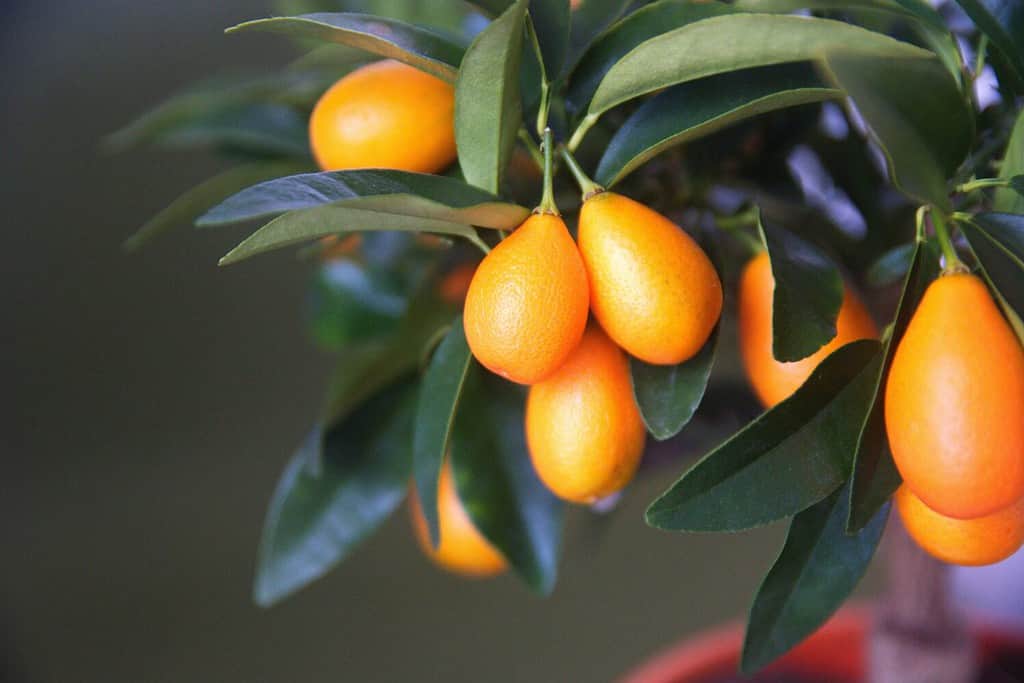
[526,324,646,503]
[409,462,507,577]
[885,273,1024,519]
[738,251,879,407]
[895,486,1024,566]
[578,192,722,365]
[463,213,589,384]
[309,60,456,173]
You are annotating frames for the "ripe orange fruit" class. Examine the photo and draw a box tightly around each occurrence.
[309,60,456,173]
[463,213,589,384]
[578,192,722,365]
[409,462,507,577]
[895,486,1024,566]
[438,262,478,305]
[738,251,878,408]
[885,273,1024,519]
[526,324,646,503]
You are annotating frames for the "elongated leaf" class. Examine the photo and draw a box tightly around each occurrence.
[760,221,844,362]
[153,103,311,158]
[996,109,1024,214]
[741,483,889,673]
[953,0,1024,86]
[646,340,881,533]
[631,326,719,441]
[455,0,528,193]
[847,240,939,532]
[595,64,839,186]
[529,0,571,79]
[253,380,416,607]
[123,161,310,252]
[413,319,474,547]
[309,259,408,349]
[567,0,737,114]
[822,51,972,211]
[961,212,1024,344]
[566,0,634,73]
[865,242,915,287]
[227,13,466,82]
[451,375,564,594]
[587,14,936,119]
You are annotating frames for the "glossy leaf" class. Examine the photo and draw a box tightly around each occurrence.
[822,51,972,211]
[451,375,564,594]
[567,0,737,114]
[595,64,839,186]
[741,483,889,673]
[308,260,407,349]
[413,319,474,547]
[995,110,1024,214]
[847,241,939,532]
[760,221,844,362]
[123,161,310,252]
[646,340,882,533]
[953,0,1024,86]
[865,242,915,288]
[528,0,571,79]
[630,326,719,441]
[565,0,633,73]
[961,212,1024,344]
[227,13,466,82]
[253,380,416,607]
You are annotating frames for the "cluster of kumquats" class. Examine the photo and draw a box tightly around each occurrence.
[309,57,1024,578]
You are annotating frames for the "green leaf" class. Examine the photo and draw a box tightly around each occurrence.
[227,13,467,83]
[961,212,1024,345]
[567,0,738,114]
[953,0,1024,86]
[595,63,839,186]
[846,240,939,532]
[151,103,311,158]
[865,242,916,288]
[996,110,1024,214]
[631,326,719,441]
[413,319,474,547]
[123,161,311,252]
[565,0,634,73]
[741,482,889,673]
[646,340,882,533]
[821,50,972,211]
[759,220,844,363]
[198,169,528,228]
[528,0,571,79]
[455,0,528,193]
[467,0,514,16]
[451,375,564,594]
[308,259,408,349]
[253,380,416,607]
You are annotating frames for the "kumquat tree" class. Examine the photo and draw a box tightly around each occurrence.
[114,0,1024,680]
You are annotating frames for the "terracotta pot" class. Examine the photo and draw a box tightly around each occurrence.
[621,605,1024,683]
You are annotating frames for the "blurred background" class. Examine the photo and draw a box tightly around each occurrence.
[1,2,1020,682]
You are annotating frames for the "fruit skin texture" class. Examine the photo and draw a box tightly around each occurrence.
[578,192,722,365]
[895,486,1024,566]
[463,213,589,384]
[309,60,456,173]
[738,251,878,408]
[409,462,507,577]
[526,325,646,503]
[885,273,1024,520]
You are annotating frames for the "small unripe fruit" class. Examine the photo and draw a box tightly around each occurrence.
[526,325,646,503]
[578,192,722,365]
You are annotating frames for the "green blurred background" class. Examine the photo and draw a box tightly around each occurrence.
[0,2,888,681]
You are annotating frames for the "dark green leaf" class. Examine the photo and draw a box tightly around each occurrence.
[821,51,972,211]
[123,161,311,252]
[759,221,844,362]
[565,0,633,74]
[631,326,719,441]
[953,0,1024,86]
[308,260,407,349]
[455,0,528,193]
[846,241,939,532]
[528,0,571,79]
[567,0,737,114]
[227,13,467,83]
[413,319,474,547]
[995,110,1024,214]
[152,103,311,158]
[865,242,915,288]
[451,375,564,594]
[253,380,416,607]
[961,212,1024,345]
[467,0,514,16]
[741,483,889,673]
[646,340,882,533]
[198,169,528,228]
[595,63,839,186]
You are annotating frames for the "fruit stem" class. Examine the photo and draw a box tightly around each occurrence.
[517,128,544,171]
[537,128,560,215]
[567,113,598,153]
[955,176,1012,193]
[466,230,492,255]
[930,208,965,274]
[714,207,764,256]
[914,205,928,242]
[559,146,604,200]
